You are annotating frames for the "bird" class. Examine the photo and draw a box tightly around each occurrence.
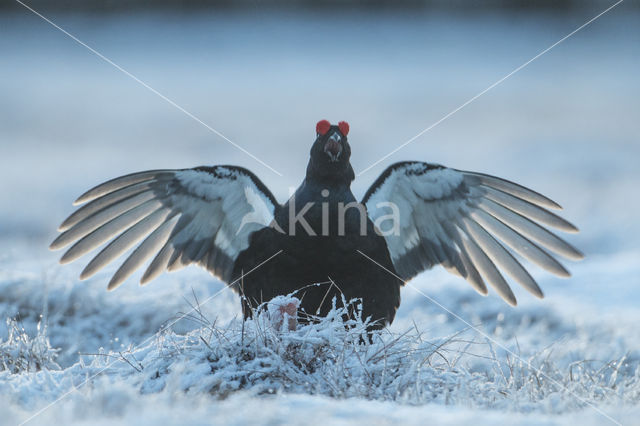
[50,119,583,329]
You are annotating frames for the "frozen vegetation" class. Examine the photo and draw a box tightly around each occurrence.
[1,253,639,424]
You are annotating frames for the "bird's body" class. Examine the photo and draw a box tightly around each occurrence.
[233,177,401,327]
[51,120,583,329]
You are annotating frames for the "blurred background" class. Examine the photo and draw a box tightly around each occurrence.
[1,0,638,11]
[0,1,638,310]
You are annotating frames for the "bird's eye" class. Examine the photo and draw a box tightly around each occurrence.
[316,119,331,136]
[338,121,349,136]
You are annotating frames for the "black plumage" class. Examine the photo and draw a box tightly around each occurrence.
[51,120,582,329]
[233,123,401,327]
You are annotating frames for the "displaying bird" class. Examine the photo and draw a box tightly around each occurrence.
[50,120,583,329]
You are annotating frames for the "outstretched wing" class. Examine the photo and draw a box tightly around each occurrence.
[51,165,278,290]
[362,161,583,305]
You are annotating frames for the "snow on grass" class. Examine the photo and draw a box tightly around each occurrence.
[0,318,59,374]
[1,267,639,425]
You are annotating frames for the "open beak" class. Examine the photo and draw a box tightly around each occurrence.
[324,133,342,162]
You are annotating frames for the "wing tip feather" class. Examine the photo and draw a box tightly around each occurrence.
[49,238,66,251]
[529,284,544,299]
[569,248,585,260]
[140,268,158,286]
[107,278,124,291]
[477,286,489,296]
[59,254,74,265]
[565,223,579,233]
[139,274,156,286]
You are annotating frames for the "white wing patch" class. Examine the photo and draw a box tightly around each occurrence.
[51,166,278,290]
[410,167,463,200]
[237,186,277,235]
[363,162,583,306]
[365,164,467,261]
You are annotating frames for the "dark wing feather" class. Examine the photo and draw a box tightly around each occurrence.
[51,166,278,290]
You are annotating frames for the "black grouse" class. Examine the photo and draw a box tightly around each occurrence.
[51,120,583,329]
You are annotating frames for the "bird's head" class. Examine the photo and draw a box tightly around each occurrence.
[306,119,355,184]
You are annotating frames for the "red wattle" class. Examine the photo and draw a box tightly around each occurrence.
[316,120,331,135]
[338,121,350,136]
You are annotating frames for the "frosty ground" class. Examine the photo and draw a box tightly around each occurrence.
[1,8,640,426]
[1,242,639,425]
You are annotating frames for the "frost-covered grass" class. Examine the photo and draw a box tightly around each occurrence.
[109,298,640,412]
[0,319,59,375]
[1,268,639,425]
